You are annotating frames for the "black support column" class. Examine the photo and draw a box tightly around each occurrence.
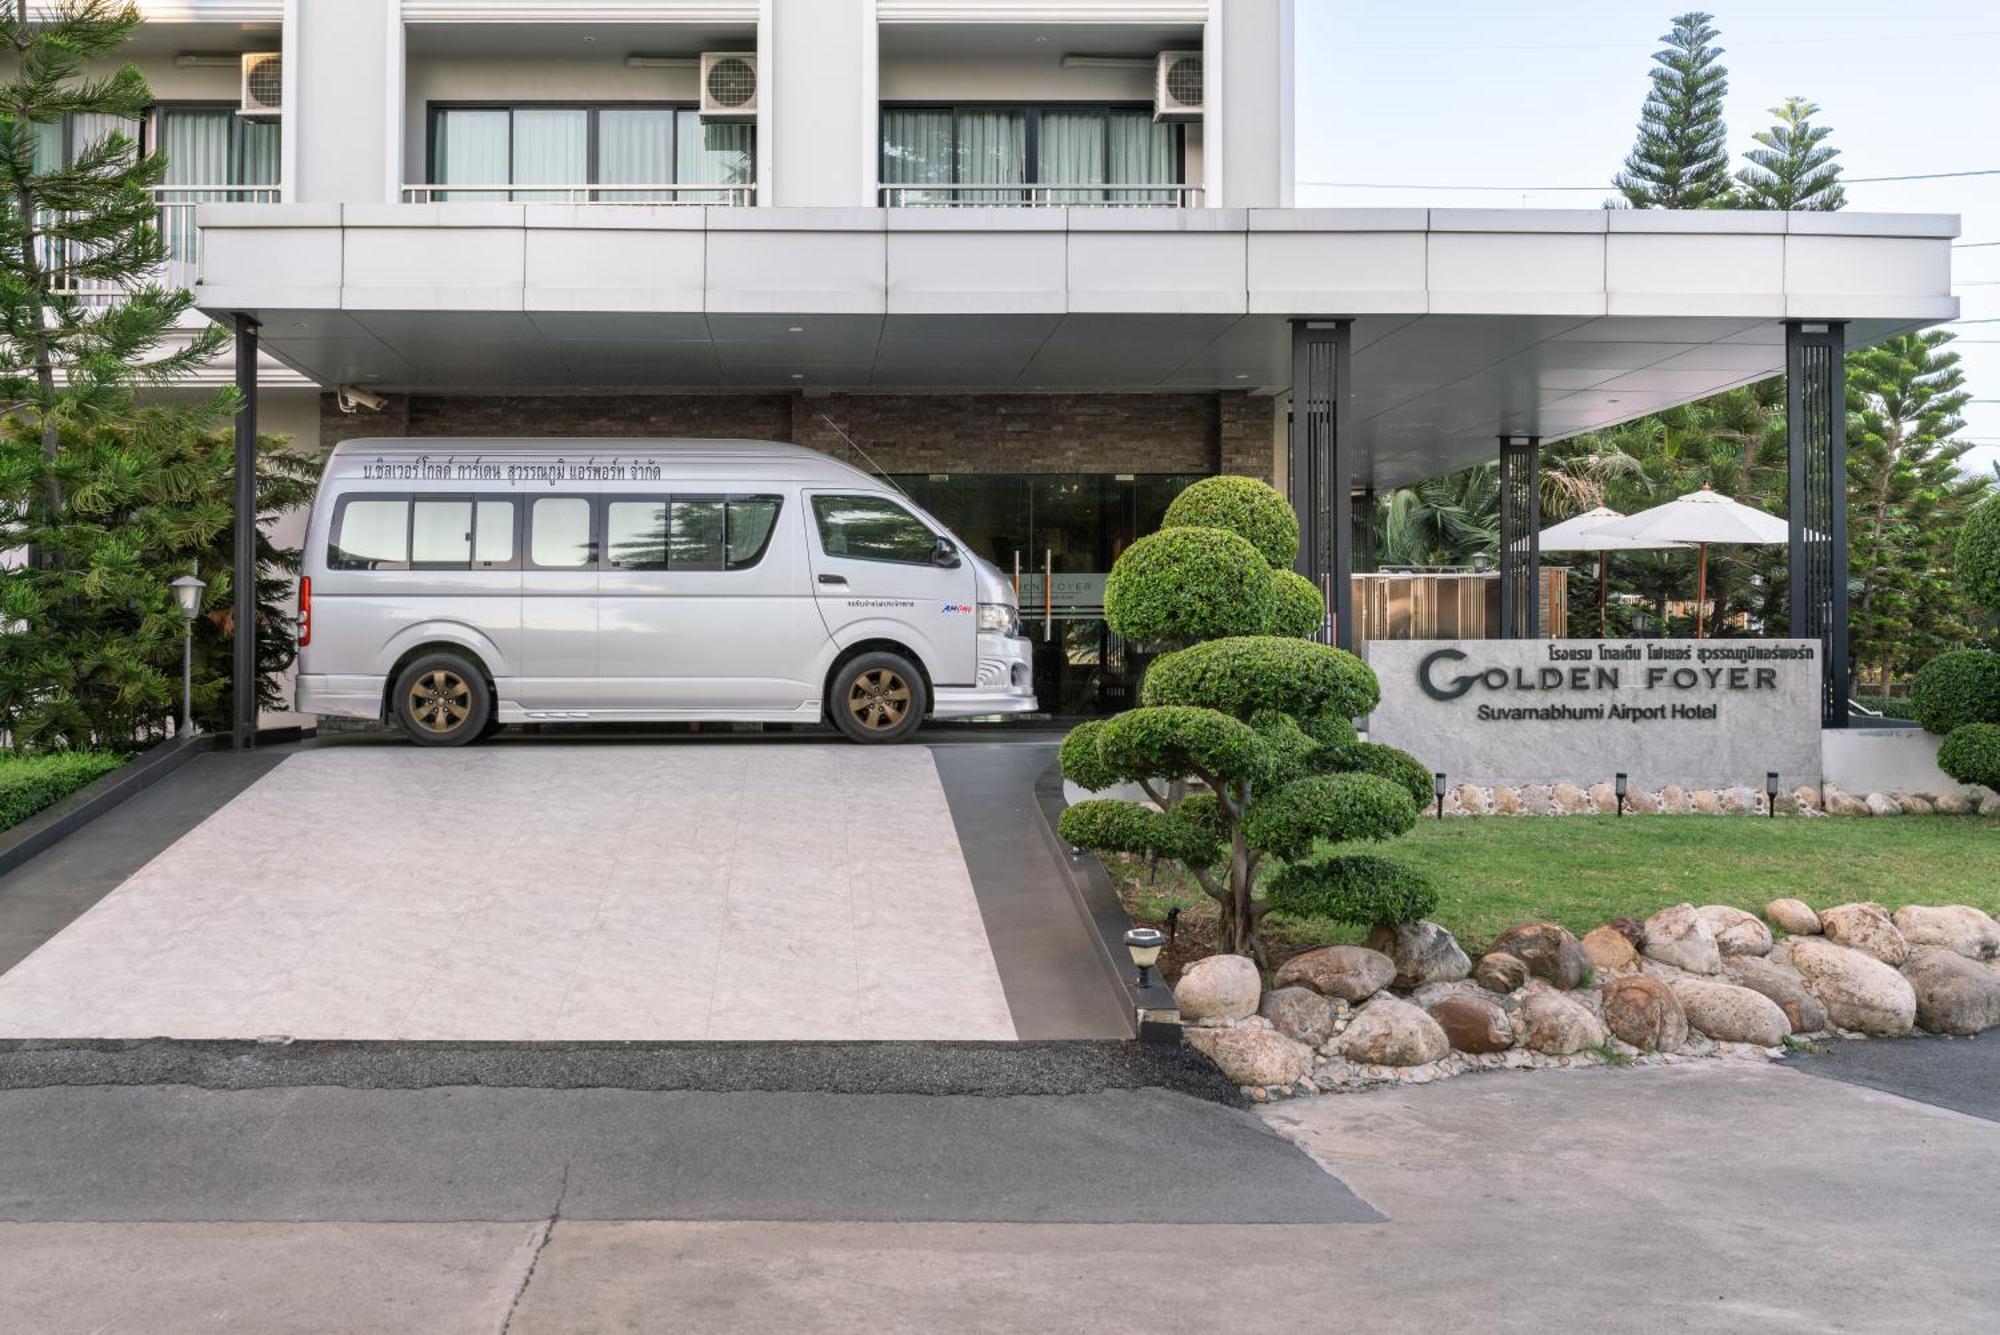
[1287,320,1354,649]
[232,314,259,751]
[1497,435,1541,638]
[1787,320,1849,728]
[1351,488,1377,574]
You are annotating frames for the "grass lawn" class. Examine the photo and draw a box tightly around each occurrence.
[1111,814,2000,979]
[0,751,126,832]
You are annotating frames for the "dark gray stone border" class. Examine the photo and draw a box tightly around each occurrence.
[0,735,213,879]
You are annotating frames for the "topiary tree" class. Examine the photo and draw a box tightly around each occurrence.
[1910,648,2000,737]
[1058,476,1438,959]
[1937,723,2000,794]
[1958,494,2000,619]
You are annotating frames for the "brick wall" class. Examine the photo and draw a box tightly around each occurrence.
[317,389,1278,479]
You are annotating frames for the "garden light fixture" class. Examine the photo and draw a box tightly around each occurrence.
[1767,771,1780,819]
[1124,927,1166,989]
[1433,771,1447,821]
[170,575,205,737]
[1614,772,1628,818]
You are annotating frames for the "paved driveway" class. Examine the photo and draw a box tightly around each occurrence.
[0,744,1017,1041]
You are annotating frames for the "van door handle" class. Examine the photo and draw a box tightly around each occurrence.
[818,574,848,586]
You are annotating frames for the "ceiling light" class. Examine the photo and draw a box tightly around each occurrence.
[790,373,804,380]
[788,326,804,334]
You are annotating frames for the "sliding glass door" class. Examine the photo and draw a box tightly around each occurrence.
[881,104,1182,205]
[430,105,753,203]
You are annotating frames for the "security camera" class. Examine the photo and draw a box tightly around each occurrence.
[336,385,389,414]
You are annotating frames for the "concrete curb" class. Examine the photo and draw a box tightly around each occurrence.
[0,735,214,879]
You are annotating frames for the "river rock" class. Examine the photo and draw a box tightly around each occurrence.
[1340,996,1449,1066]
[1690,789,1721,814]
[1488,921,1589,989]
[1894,793,1935,815]
[1793,785,1821,812]
[1934,793,1973,815]
[1625,787,1661,814]
[1183,1025,1313,1087]
[1430,994,1515,1053]
[1672,978,1791,1046]
[1517,989,1607,1055]
[1259,987,1340,1047]
[1723,785,1765,814]
[1273,944,1396,1001]
[1455,783,1492,814]
[1473,951,1529,994]
[1818,903,1910,966]
[1581,925,1639,972]
[1891,906,2000,962]
[1491,787,1521,815]
[1587,781,1618,812]
[1824,789,1871,816]
[1723,955,1829,1033]
[1551,782,1587,814]
[1365,921,1471,990]
[1696,905,1774,957]
[1790,938,1917,1036]
[1864,792,1901,817]
[1600,974,1687,1052]
[1642,903,1721,974]
[1901,948,2000,1036]
[1173,953,1261,1024]
[1765,899,1822,935]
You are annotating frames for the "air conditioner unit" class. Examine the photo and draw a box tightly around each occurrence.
[699,52,758,122]
[1154,51,1203,122]
[239,52,283,119]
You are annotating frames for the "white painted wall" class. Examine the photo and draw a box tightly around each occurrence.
[292,0,399,204]
[1211,0,1287,208]
[1821,727,1992,800]
[767,0,869,205]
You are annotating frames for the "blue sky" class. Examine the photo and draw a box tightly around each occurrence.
[1294,0,2000,474]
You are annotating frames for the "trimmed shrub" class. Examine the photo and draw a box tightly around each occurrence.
[1338,740,1435,809]
[0,751,125,831]
[1938,722,2000,793]
[1958,494,2000,615]
[1300,706,1360,756]
[1243,773,1418,862]
[1264,853,1441,927]
[1102,526,1273,645]
[1059,797,1222,866]
[1096,705,1269,784]
[1163,475,1301,567]
[1264,568,1326,639]
[1909,649,2000,736]
[1057,719,1118,793]
[1142,636,1380,722]
[1250,709,1318,788]
[1854,694,1917,723]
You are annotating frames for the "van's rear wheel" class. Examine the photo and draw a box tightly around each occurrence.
[393,652,491,747]
[830,652,926,744]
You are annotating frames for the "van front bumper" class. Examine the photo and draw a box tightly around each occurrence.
[296,673,386,721]
[933,634,1038,718]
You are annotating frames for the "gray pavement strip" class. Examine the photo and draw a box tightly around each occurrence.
[0,1085,1380,1226]
[1782,1034,2000,1123]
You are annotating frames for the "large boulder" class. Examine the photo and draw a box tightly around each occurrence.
[1259,987,1341,1048]
[1183,1025,1314,1087]
[1600,974,1688,1052]
[1696,905,1774,958]
[1580,925,1639,973]
[1473,951,1530,995]
[1817,903,1910,966]
[1901,948,2000,1036]
[1723,956,1829,1033]
[1173,954,1261,1024]
[1671,979,1791,1047]
[1765,899,1822,936]
[1517,989,1608,1056]
[1642,903,1721,974]
[1340,996,1449,1066]
[1891,906,2000,962]
[1430,994,1515,1054]
[1488,921,1589,989]
[1365,921,1472,990]
[1273,944,1395,1002]
[1790,938,1917,1036]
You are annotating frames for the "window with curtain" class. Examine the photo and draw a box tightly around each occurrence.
[430,105,756,203]
[880,104,1182,205]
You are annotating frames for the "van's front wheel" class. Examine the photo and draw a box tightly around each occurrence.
[830,652,926,744]
[393,652,492,747]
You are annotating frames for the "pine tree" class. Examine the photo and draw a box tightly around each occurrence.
[1614,11,1735,209]
[1736,97,1846,210]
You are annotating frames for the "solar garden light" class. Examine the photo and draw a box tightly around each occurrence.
[170,575,206,737]
[1614,772,1628,818]
[1433,771,1447,821]
[1767,771,1780,819]
[1124,927,1166,989]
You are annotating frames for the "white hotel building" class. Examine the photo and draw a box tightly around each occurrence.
[108,0,1956,723]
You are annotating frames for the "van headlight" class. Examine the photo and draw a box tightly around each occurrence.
[978,602,1020,636]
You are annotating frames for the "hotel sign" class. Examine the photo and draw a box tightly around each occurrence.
[1368,639,1822,789]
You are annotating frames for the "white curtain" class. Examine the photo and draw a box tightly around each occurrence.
[880,108,951,205]
[1109,111,1178,204]
[433,109,509,201]
[598,108,672,201]
[158,109,233,283]
[674,111,753,204]
[67,112,140,163]
[238,119,280,186]
[955,110,1025,204]
[27,119,62,172]
[510,109,587,201]
[1037,111,1105,204]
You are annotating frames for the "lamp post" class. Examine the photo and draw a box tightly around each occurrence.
[170,575,205,737]
[1123,926,1166,990]
[1766,771,1780,820]
[1614,772,1628,818]
[1433,771,1447,821]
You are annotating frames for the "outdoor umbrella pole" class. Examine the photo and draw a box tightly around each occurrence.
[1694,542,1708,640]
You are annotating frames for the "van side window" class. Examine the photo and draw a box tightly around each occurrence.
[606,500,667,569]
[411,499,472,566]
[725,496,782,570]
[474,500,515,566]
[811,494,936,565]
[669,498,726,571]
[330,498,409,569]
[532,497,594,568]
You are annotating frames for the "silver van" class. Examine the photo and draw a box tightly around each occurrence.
[295,438,1036,745]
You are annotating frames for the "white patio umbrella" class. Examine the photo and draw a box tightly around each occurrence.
[1537,506,1689,638]
[1586,486,1790,638]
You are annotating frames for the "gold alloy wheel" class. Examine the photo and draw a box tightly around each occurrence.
[846,667,912,732]
[407,668,473,735]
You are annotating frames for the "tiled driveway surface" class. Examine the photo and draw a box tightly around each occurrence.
[0,746,1016,1042]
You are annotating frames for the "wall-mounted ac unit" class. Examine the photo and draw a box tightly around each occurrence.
[239,52,283,119]
[699,52,758,122]
[1154,51,1203,122]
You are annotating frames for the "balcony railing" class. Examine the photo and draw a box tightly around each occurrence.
[401,183,757,206]
[44,185,279,304]
[878,183,1206,208]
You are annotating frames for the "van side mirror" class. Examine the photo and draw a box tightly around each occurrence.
[931,536,961,569]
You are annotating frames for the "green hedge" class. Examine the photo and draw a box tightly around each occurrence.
[1163,475,1300,567]
[1264,569,1326,639]
[1910,649,2000,736]
[1058,797,1222,867]
[1142,636,1381,722]
[1243,773,1418,862]
[0,751,126,831]
[1938,723,2000,793]
[1854,694,1917,722]
[1102,526,1274,645]
[1958,494,2000,615]
[1264,853,1441,927]
[1336,740,1436,809]
[1094,705,1269,785]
